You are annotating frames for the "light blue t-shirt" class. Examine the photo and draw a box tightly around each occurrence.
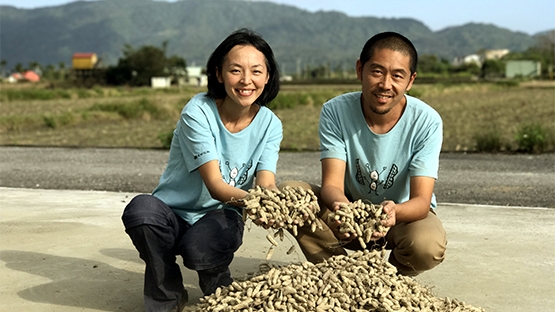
[153,93,283,224]
[319,92,442,209]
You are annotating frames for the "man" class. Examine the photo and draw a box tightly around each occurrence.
[281,31,446,276]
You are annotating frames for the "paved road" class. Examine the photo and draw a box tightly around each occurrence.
[0,146,553,207]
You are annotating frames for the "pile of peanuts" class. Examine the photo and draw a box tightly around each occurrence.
[242,186,391,259]
[328,199,389,249]
[196,249,485,312]
[242,185,322,236]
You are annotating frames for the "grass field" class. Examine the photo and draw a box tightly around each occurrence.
[1,81,554,152]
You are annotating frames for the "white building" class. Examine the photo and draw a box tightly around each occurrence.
[151,77,172,88]
[185,66,207,86]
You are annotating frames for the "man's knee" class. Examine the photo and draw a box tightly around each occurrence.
[391,232,446,275]
[410,236,446,270]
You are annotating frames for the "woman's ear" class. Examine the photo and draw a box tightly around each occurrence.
[216,67,223,83]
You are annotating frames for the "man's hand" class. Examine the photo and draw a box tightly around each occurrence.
[328,201,356,241]
[371,200,396,239]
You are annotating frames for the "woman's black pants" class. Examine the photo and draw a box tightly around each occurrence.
[121,194,244,311]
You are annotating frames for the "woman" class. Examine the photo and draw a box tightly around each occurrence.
[121,28,282,312]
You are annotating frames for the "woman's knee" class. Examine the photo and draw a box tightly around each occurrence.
[121,194,173,230]
[189,209,244,250]
[179,210,243,269]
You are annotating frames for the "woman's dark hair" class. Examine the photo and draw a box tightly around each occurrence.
[206,28,280,106]
[359,31,418,75]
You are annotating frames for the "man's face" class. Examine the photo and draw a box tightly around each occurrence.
[356,48,416,116]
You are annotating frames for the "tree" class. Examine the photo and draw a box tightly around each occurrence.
[167,55,188,79]
[43,64,56,80]
[481,59,505,78]
[418,55,438,73]
[418,54,451,75]
[28,61,42,76]
[106,43,187,86]
[450,62,481,77]
[14,63,24,73]
[0,59,7,77]
[58,62,66,81]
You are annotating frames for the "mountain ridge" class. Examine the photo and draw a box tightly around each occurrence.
[0,0,548,73]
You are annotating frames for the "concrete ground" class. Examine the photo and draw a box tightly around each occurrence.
[1,187,554,312]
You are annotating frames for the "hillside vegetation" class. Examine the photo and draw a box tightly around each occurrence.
[1,82,553,153]
[0,0,542,73]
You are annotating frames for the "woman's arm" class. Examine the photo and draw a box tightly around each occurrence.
[197,159,248,205]
[254,170,278,191]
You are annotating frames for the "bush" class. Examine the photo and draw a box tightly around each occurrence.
[268,90,349,110]
[88,98,162,119]
[43,115,57,128]
[515,123,548,153]
[495,80,520,87]
[474,129,502,152]
[407,88,423,98]
[2,88,72,101]
[269,93,308,109]
[42,111,76,129]
[158,130,174,149]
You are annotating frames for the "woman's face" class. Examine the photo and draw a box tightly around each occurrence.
[217,45,269,108]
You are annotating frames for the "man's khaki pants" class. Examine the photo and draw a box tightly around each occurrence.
[279,181,447,276]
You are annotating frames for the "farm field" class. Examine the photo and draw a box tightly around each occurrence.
[1,81,554,152]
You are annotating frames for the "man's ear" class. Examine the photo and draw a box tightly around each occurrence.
[406,72,417,91]
[355,59,363,81]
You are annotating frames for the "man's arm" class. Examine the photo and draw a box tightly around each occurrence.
[380,175,434,226]
[320,158,349,208]
[320,158,356,240]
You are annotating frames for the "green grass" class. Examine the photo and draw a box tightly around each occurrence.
[1,82,554,152]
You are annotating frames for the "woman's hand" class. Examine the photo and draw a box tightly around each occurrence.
[252,217,276,229]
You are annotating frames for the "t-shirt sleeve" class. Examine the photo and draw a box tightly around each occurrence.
[319,102,347,161]
[177,101,218,172]
[256,115,282,174]
[410,113,443,179]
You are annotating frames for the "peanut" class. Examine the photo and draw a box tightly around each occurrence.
[196,249,485,312]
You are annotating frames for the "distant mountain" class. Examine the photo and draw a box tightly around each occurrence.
[0,0,546,74]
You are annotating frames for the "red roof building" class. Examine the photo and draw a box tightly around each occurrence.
[22,70,40,82]
[8,71,40,83]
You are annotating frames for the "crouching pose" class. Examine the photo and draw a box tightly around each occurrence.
[122,28,282,312]
[280,31,446,277]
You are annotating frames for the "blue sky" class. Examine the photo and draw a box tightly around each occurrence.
[1,0,554,35]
